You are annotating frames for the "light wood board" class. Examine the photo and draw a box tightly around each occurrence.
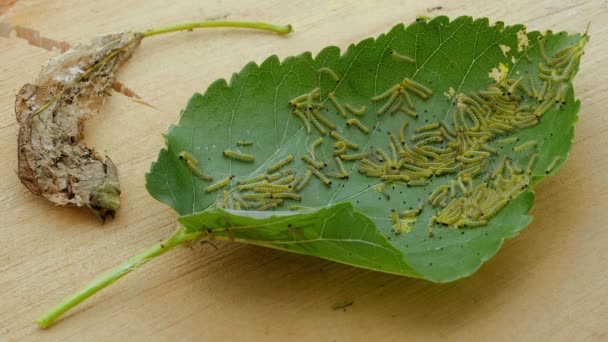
[1,0,606,340]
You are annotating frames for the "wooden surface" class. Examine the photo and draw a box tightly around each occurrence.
[1,0,607,340]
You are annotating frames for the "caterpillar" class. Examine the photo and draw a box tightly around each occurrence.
[345,103,367,116]
[327,92,347,118]
[267,155,294,173]
[310,137,324,159]
[205,176,234,193]
[318,67,340,82]
[389,49,415,64]
[545,156,562,174]
[346,118,369,134]
[513,140,537,152]
[223,150,255,162]
[179,151,213,181]
[340,152,369,161]
[330,130,359,150]
[301,155,326,169]
[310,167,332,186]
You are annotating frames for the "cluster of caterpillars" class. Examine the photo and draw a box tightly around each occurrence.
[175,40,580,234]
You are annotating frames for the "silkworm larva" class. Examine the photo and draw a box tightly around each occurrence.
[403,91,415,109]
[496,137,518,144]
[236,180,267,191]
[330,130,359,150]
[333,141,347,155]
[318,67,340,82]
[380,175,404,182]
[258,202,280,211]
[407,179,427,186]
[534,99,554,117]
[223,150,255,163]
[242,192,272,200]
[538,36,551,64]
[545,156,562,174]
[388,95,403,114]
[289,93,309,105]
[371,84,400,102]
[415,122,440,133]
[266,168,294,181]
[340,152,369,161]
[272,193,302,201]
[267,155,294,173]
[388,142,398,162]
[236,140,254,146]
[335,156,349,176]
[376,91,398,115]
[400,121,409,144]
[414,136,443,147]
[272,175,295,185]
[345,103,366,116]
[525,153,539,175]
[460,219,488,227]
[398,107,418,118]
[463,150,491,158]
[346,118,369,134]
[179,151,213,181]
[375,148,391,163]
[293,109,311,134]
[513,140,537,152]
[402,79,432,98]
[538,80,550,101]
[388,133,404,153]
[410,131,442,142]
[327,92,347,118]
[435,163,462,176]
[429,185,450,203]
[527,74,539,98]
[220,190,230,208]
[307,111,327,135]
[233,195,250,209]
[296,169,313,191]
[312,109,336,130]
[310,137,324,159]
[390,50,415,63]
[301,155,326,169]
[480,144,497,154]
[205,176,234,193]
[310,167,332,186]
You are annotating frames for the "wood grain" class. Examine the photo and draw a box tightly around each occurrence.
[1,0,606,340]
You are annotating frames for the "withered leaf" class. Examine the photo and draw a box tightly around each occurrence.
[16,32,143,221]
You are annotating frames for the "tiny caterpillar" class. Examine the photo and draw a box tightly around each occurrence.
[301,155,326,169]
[312,109,336,130]
[295,169,313,191]
[205,176,234,193]
[513,140,537,152]
[318,67,340,82]
[267,155,294,173]
[414,122,440,133]
[345,104,366,116]
[223,150,255,162]
[340,152,369,161]
[346,118,369,134]
[545,156,562,174]
[310,167,332,186]
[327,92,347,118]
[236,140,254,146]
[310,137,324,159]
[179,151,213,181]
[389,49,415,63]
[330,131,359,150]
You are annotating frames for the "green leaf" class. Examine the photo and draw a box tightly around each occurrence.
[146,16,587,282]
